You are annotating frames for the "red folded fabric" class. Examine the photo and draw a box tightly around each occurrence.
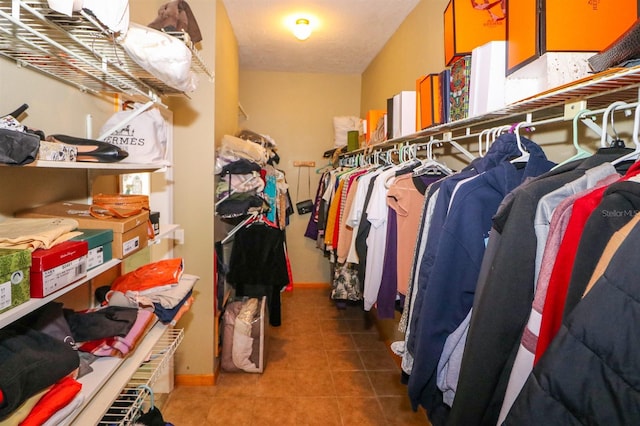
[19,376,82,426]
[110,258,184,293]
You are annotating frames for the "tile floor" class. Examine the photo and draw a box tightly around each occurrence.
[161,287,430,425]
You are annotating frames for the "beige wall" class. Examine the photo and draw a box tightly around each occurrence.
[163,0,217,377]
[361,0,448,113]
[238,71,362,284]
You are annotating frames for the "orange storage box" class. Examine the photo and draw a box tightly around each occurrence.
[417,74,444,130]
[444,0,506,66]
[365,110,386,144]
[506,0,638,74]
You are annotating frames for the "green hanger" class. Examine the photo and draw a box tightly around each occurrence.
[551,108,593,170]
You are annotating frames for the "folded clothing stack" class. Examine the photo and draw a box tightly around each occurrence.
[100,258,199,325]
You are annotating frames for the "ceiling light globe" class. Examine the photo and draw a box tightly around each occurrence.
[293,18,311,41]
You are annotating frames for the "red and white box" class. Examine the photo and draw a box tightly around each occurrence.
[30,240,88,298]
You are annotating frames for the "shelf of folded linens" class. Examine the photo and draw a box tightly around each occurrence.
[356,65,640,153]
[0,258,120,329]
[0,0,213,103]
[62,325,183,426]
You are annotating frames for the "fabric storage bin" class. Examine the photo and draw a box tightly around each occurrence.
[0,248,31,314]
[220,296,268,373]
[71,229,113,271]
[30,240,88,298]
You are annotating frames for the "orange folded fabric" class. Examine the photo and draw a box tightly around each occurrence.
[19,376,82,426]
[110,258,184,293]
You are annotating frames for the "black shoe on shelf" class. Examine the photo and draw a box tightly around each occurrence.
[47,134,129,163]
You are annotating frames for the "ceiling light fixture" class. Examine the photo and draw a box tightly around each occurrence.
[292,18,312,41]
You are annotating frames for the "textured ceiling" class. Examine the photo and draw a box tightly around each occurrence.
[221,0,421,74]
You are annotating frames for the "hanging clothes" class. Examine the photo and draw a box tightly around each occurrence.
[498,163,620,423]
[387,174,432,298]
[407,134,555,417]
[406,134,534,364]
[535,162,640,362]
[226,222,289,326]
[503,215,640,425]
[448,147,635,426]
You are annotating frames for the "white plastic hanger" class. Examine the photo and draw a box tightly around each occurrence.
[412,139,453,176]
[511,121,531,163]
[478,128,491,157]
[551,109,594,170]
[600,101,628,148]
[611,103,640,166]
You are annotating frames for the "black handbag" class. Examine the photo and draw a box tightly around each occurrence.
[295,166,314,215]
[0,129,39,166]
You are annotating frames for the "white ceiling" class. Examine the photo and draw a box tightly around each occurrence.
[221,0,421,74]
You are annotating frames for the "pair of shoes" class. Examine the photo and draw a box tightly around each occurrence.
[47,134,128,163]
[2,104,128,163]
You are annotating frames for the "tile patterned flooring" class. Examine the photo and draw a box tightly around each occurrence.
[161,287,430,425]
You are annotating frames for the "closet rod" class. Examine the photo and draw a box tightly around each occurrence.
[341,99,640,161]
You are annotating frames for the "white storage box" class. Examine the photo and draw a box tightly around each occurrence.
[469,41,507,117]
[505,52,594,104]
[392,91,417,139]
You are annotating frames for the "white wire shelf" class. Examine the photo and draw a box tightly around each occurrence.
[65,326,184,426]
[0,0,213,102]
[362,66,640,150]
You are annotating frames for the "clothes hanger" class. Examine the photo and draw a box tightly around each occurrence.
[600,101,628,148]
[611,103,640,166]
[412,139,453,176]
[221,211,259,244]
[488,125,510,154]
[511,121,531,163]
[551,109,594,170]
[478,128,490,157]
[315,161,333,174]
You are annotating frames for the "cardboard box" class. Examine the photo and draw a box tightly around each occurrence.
[71,228,114,270]
[0,248,31,314]
[418,74,443,129]
[392,91,417,139]
[506,0,638,74]
[469,41,506,116]
[444,0,505,66]
[30,240,88,298]
[16,202,148,259]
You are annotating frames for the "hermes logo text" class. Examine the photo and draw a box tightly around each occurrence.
[103,124,146,147]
